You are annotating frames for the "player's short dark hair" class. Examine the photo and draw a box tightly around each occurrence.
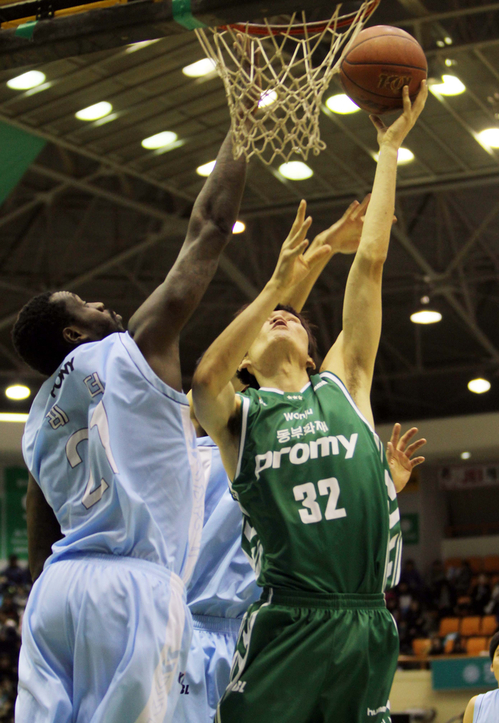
[490,631,499,661]
[11,291,76,377]
[236,304,319,389]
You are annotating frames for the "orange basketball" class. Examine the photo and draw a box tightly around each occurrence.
[339,25,427,115]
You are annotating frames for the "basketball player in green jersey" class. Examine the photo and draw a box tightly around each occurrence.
[192,82,428,723]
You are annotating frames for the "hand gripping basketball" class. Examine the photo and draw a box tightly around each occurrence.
[370,81,428,149]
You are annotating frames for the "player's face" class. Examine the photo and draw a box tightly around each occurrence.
[52,292,125,342]
[244,310,312,370]
[492,646,499,684]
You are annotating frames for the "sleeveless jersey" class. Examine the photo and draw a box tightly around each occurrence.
[474,689,499,722]
[187,436,260,618]
[231,371,402,595]
[22,332,204,582]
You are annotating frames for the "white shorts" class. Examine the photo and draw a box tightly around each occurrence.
[16,554,192,723]
[173,615,242,723]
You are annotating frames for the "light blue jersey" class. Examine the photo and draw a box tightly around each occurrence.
[175,437,260,723]
[474,688,499,722]
[18,332,205,723]
[22,332,204,581]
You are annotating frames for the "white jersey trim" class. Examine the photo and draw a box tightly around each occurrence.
[235,394,250,481]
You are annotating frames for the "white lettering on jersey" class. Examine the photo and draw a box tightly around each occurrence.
[254,433,358,479]
[283,408,313,421]
[84,372,105,398]
[46,404,69,430]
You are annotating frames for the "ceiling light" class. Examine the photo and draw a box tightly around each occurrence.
[0,413,28,423]
[410,310,442,324]
[460,451,471,460]
[125,39,161,54]
[5,384,31,400]
[7,70,46,90]
[259,90,278,108]
[141,131,178,150]
[477,128,499,149]
[444,37,453,45]
[233,221,246,234]
[182,58,217,78]
[468,377,491,394]
[325,93,361,114]
[374,148,414,165]
[196,160,216,177]
[444,59,456,67]
[430,75,466,96]
[278,162,314,180]
[75,101,113,121]
[436,40,445,48]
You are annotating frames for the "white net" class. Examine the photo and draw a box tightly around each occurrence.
[195,1,380,164]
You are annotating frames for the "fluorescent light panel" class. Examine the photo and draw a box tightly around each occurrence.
[75,101,113,121]
[5,385,30,400]
[0,413,28,423]
[325,94,360,114]
[142,131,178,149]
[468,378,491,394]
[7,70,46,90]
[197,161,216,177]
[278,162,314,180]
[183,59,216,78]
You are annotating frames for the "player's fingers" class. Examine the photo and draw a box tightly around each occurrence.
[405,439,427,457]
[392,215,398,225]
[398,426,418,450]
[390,422,401,447]
[413,79,427,114]
[386,441,394,461]
[402,85,411,114]
[410,456,425,468]
[356,194,371,217]
[305,244,331,269]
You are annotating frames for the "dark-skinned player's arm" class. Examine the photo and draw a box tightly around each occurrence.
[321,82,428,427]
[27,473,63,582]
[280,196,371,312]
[127,129,247,391]
[192,218,331,480]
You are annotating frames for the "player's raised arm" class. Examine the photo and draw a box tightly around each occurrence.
[322,82,428,425]
[192,210,330,478]
[128,130,247,390]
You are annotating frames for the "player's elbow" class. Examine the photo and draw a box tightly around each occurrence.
[189,205,233,248]
[192,362,219,400]
[358,246,387,274]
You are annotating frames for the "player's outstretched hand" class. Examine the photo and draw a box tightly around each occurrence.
[370,80,428,150]
[270,200,331,291]
[386,423,426,493]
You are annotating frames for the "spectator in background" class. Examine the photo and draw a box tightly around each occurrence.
[454,560,473,597]
[397,581,414,617]
[0,557,29,588]
[400,559,423,597]
[471,574,492,615]
[484,579,499,616]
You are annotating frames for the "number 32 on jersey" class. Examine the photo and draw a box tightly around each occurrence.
[293,478,346,525]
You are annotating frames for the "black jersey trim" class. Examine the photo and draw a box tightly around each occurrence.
[319,371,375,435]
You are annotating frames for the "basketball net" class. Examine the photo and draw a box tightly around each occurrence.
[195,1,380,164]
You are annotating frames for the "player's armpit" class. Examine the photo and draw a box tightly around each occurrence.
[26,473,63,581]
[193,381,242,481]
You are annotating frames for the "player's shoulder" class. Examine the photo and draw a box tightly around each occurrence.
[463,694,479,723]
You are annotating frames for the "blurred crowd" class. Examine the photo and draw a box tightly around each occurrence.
[0,555,31,723]
[387,558,499,657]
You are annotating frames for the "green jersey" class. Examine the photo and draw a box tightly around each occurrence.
[231,371,402,595]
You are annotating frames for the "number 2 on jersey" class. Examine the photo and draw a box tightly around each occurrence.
[293,477,346,525]
[65,400,118,509]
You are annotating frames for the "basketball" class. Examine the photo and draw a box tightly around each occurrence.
[339,25,428,115]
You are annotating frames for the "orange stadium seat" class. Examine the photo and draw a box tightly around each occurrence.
[466,637,488,656]
[460,616,482,637]
[468,557,484,573]
[412,638,431,656]
[481,616,498,636]
[484,555,499,573]
[439,617,460,636]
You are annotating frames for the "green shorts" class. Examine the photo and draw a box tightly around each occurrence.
[216,588,399,723]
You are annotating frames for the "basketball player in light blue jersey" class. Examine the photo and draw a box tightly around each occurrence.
[11,124,248,723]
[464,631,499,723]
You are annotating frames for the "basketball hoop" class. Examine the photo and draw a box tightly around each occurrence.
[195,1,381,164]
